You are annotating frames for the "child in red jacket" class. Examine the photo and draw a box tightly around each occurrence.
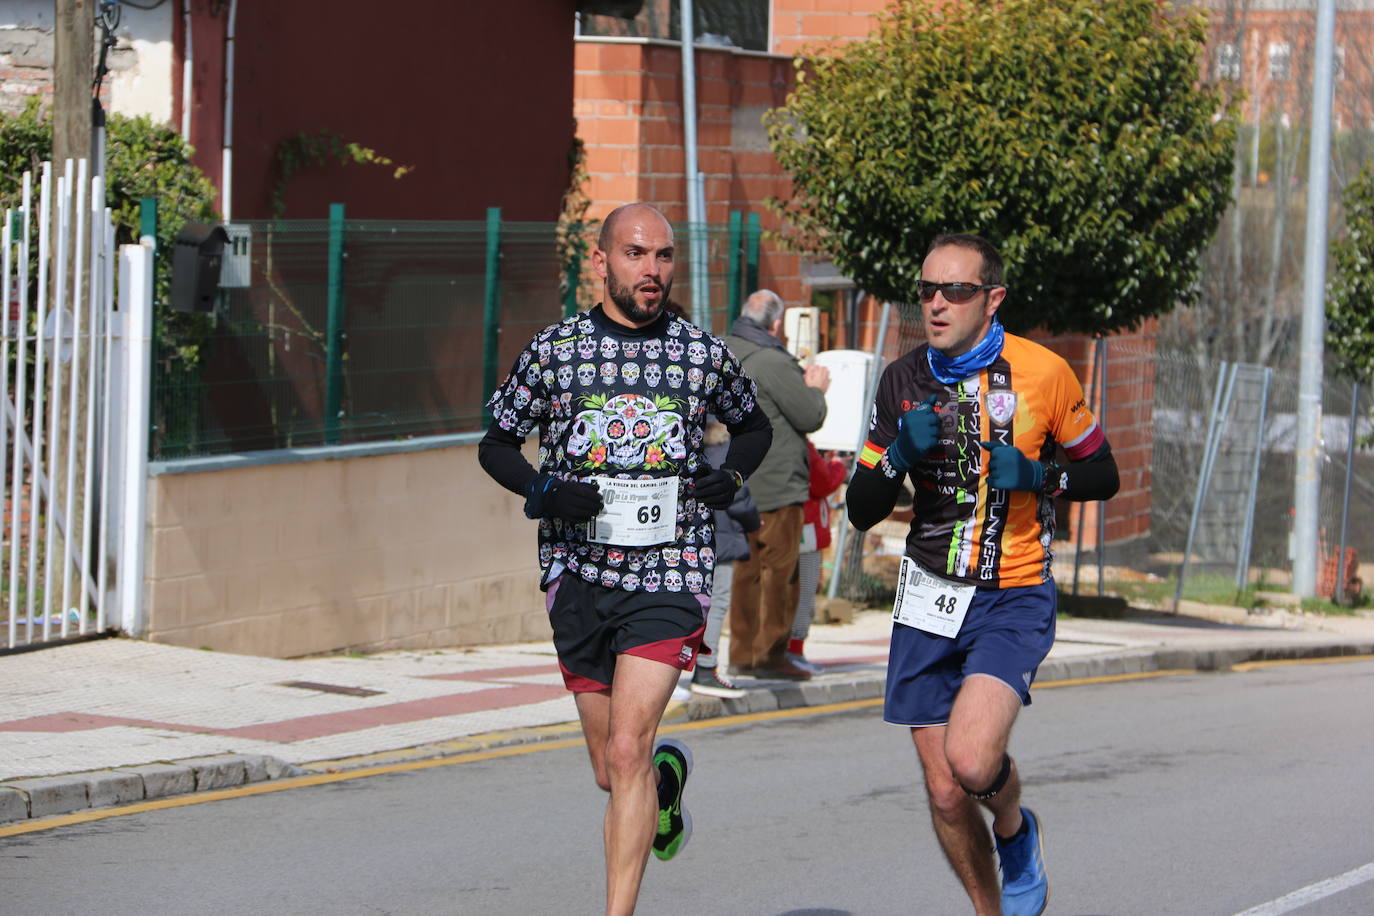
[787,441,848,674]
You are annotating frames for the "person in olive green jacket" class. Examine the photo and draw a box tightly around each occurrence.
[724,290,830,679]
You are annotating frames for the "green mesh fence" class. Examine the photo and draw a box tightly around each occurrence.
[151,215,760,458]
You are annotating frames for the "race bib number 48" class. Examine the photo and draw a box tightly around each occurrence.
[585,476,678,547]
[891,556,976,638]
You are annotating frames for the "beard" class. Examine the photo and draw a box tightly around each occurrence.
[607,264,671,324]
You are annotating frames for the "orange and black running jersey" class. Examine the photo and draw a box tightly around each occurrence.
[858,333,1103,588]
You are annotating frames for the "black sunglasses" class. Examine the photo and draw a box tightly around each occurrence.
[916,280,1000,304]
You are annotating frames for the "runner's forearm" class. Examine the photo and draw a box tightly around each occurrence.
[1047,442,1120,501]
[846,463,902,531]
[722,403,772,478]
[478,423,538,496]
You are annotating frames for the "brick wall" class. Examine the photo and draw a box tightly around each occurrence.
[575,38,804,307]
[770,0,890,56]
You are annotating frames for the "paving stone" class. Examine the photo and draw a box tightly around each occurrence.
[3,776,88,817]
[742,690,779,714]
[265,758,306,779]
[798,682,834,706]
[120,763,194,800]
[180,755,247,791]
[825,681,858,704]
[238,755,271,783]
[0,787,30,823]
[852,677,884,701]
[81,771,144,809]
[771,684,808,710]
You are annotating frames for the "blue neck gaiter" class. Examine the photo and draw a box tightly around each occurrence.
[927,318,1005,384]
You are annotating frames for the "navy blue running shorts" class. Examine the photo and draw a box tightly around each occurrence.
[884,578,1057,727]
[545,573,708,692]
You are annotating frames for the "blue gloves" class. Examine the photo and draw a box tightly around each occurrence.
[979,441,1044,492]
[885,395,941,471]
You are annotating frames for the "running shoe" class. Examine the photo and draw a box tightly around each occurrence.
[786,651,824,675]
[996,807,1049,916]
[652,737,693,861]
[691,665,747,698]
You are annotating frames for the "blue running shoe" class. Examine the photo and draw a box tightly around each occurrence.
[651,737,693,861]
[996,807,1048,916]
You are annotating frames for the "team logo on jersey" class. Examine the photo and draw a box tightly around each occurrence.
[985,390,1017,426]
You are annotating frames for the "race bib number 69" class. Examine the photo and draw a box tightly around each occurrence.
[585,476,678,547]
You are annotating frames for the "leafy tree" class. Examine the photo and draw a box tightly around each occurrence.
[766,0,1238,336]
[1327,161,1374,383]
[1,96,219,276]
[0,96,219,368]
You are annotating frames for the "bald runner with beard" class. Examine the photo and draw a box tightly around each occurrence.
[478,203,771,915]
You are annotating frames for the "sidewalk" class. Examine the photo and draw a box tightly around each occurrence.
[3,602,1373,825]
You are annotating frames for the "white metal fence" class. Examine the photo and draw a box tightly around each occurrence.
[2,160,154,650]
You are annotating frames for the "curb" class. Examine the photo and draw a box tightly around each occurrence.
[4,639,1371,827]
[0,754,304,826]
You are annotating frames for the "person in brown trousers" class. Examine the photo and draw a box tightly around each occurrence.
[724,290,830,680]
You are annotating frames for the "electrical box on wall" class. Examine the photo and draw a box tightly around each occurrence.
[219,224,252,289]
[784,306,820,366]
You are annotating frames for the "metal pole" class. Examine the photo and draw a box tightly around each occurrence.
[562,238,580,319]
[1175,362,1231,612]
[1334,380,1359,603]
[324,203,346,444]
[680,0,707,327]
[1072,338,1105,596]
[726,210,742,326]
[1235,367,1273,591]
[1095,339,1108,596]
[828,299,892,601]
[1292,0,1337,597]
[482,206,503,425]
[745,212,761,295]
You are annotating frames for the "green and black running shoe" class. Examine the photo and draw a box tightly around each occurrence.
[651,737,693,861]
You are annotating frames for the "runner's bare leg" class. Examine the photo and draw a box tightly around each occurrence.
[911,676,1024,915]
[576,654,681,915]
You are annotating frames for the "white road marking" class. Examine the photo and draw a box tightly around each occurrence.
[1234,862,1374,916]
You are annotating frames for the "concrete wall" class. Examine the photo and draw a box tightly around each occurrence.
[144,441,549,658]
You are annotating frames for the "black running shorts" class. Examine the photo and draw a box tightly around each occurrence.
[545,573,708,692]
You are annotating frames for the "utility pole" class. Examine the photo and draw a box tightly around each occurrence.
[54,0,97,169]
[1292,0,1337,598]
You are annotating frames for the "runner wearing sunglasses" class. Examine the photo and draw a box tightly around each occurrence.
[847,233,1119,916]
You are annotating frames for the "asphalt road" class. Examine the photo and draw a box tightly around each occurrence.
[3,659,1373,915]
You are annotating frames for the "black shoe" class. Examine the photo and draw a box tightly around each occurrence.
[691,666,747,698]
[751,660,812,681]
[651,738,693,861]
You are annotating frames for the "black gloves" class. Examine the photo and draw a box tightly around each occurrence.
[692,467,743,510]
[524,473,603,521]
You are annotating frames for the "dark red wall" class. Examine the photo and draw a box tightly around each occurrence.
[179,1,577,221]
